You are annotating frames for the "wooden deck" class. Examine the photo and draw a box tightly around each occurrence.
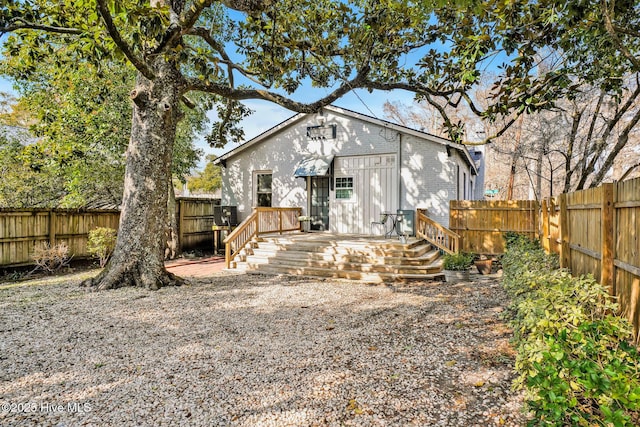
[235,232,444,283]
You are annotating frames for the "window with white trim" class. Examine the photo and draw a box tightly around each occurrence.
[256,173,272,207]
[335,177,353,199]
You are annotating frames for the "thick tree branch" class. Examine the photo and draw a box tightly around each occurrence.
[187,27,272,88]
[186,66,370,113]
[564,105,584,192]
[180,0,214,30]
[359,79,458,98]
[0,19,83,35]
[96,0,155,80]
[611,23,640,39]
[222,0,274,13]
[153,0,214,55]
[180,95,196,109]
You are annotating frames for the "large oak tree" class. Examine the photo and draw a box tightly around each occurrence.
[1,0,449,289]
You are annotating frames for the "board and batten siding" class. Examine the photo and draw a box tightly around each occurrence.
[331,154,398,234]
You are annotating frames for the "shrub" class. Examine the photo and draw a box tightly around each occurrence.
[87,227,117,268]
[442,251,474,271]
[30,242,73,274]
[502,234,640,426]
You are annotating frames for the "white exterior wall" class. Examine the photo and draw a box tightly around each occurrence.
[220,107,477,230]
[221,110,399,223]
[399,134,457,227]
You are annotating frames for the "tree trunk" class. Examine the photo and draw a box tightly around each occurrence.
[535,147,543,201]
[82,61,184,290]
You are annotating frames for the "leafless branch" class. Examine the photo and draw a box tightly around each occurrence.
[576,82,640,189]
[618,162,640,181]
[590,98,640,186]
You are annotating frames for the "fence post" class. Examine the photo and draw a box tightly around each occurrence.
[177,199,184,253]
[279,209,283,235]
[541,199,549,252]
[533,200,540,241]
[600,183,615,295]
[49,210,56,246]
[559,193,571,269]
[550,197,558,253]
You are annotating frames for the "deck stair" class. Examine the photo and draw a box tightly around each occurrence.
[235,233,444,283]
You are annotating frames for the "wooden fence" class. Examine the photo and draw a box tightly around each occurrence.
[540,180,640,343]
[0,208,120,266]
[450,178,640,343]
[0,198,220,267]
[176,198,221,251]
[449,200,539,254]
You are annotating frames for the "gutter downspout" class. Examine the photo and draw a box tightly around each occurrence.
[397,132,402,211]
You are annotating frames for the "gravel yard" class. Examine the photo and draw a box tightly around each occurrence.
[1,272,527,426]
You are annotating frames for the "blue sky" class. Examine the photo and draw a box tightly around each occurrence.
[0,17,422,172]
[0,72,416,170]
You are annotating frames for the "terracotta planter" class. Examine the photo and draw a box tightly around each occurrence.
[444,269,470,283]
[474,259,493,275]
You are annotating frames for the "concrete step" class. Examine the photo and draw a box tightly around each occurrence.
[246,264,444,283]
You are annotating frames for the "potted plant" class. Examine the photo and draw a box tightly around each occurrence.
[474,255,493,275]
[442,252,474,282]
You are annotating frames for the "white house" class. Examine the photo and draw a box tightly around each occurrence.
[214,105,482,234]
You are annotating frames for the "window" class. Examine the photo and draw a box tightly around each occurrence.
[256,173,272,207]
[335,177,353,199]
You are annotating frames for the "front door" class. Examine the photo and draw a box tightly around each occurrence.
[310,177,330,231]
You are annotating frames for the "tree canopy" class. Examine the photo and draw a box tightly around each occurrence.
[0,60,209,208]
[187,154,222,194]
[4,0,639,143]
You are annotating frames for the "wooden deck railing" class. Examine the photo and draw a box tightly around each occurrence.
[224,207,302,268]
[416,210,461,254]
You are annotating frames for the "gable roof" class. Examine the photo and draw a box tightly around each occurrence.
[214,105,477,174]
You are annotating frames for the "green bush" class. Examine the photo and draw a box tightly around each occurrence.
[502,234,640,426]
[87,227,117,268]
[442,251,474,271]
